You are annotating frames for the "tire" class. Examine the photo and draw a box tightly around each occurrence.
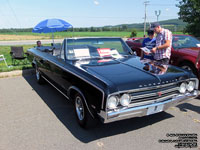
[180,63,197,77]
[73,93,96,128]
[35,67,45,84]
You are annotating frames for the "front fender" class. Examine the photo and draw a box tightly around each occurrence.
[68,86,95,118]
[178,55,196,67]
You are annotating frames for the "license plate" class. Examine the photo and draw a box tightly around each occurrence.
[147,104,164,115]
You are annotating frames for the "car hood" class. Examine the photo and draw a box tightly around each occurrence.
[177,47,200,57]
[74,56,189,91]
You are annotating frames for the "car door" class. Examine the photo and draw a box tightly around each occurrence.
[170,36,183,66]
[170,47,180,66]
[36,52,52,79]
[48,41,72,93]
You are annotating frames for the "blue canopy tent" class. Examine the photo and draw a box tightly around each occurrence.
[32,18,72,43]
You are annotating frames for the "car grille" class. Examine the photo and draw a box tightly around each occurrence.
[129,84,179,107]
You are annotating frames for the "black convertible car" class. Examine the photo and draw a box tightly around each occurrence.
[27,37,199,128]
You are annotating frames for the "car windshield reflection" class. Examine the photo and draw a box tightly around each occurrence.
[65,38,131,60]
[141,59,168,75]
[172,35,200,49]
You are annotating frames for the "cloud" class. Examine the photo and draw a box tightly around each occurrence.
[94,0,99,5]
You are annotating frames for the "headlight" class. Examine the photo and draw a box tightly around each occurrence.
[186,81,195,92]
[179,82,187,93]
[107,96,118,109]
[120,94,131,106]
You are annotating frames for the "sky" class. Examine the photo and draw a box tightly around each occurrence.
[0,0,180,29]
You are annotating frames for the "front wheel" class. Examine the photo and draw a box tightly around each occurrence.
[180,63,197,77]
[74,93,96,128]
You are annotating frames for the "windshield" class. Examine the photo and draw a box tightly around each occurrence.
[65,38,131,60]
[172,35,200,49]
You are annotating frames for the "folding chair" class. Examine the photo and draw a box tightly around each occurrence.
[10,46,27,65]
[0,54,8,67]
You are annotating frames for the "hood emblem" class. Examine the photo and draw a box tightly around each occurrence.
[157,92,162,97]
[138,80,175,88]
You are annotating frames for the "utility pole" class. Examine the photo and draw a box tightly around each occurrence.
[155,10,161,22]
[144,1,150,37]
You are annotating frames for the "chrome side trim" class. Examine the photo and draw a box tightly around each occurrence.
[42,75,69,99]
[68,86,94,118]
[41,76,95,118]
[29,52,105,109]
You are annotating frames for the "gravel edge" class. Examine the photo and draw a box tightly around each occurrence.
[0,69,35,78]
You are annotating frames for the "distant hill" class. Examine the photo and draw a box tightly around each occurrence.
[105,19,187,31]
[0,19,187,33]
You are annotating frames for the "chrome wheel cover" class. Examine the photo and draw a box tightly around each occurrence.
[75,96,85,121]
[36,69,40,81]
[181,65,191,71]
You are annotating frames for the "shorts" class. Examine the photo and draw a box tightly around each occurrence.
[144,54,154,60]
[156,58,169,65]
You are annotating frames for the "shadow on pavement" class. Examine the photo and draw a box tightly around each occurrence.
[23,74,174,143]
[176,95,200,114]
[176,103,200,114]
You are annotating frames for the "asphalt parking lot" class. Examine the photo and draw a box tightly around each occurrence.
[0,75,200,150]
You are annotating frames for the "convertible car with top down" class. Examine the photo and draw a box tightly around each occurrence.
[27,37,199,128]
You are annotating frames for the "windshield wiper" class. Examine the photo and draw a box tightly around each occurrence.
[90,56,113,59]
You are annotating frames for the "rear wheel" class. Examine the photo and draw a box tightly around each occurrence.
[35,67,45,84]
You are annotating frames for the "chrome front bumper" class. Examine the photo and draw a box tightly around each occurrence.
[99,90,199,123]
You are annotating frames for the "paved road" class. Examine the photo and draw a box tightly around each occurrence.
[0,39,63,46]
[0,75,200,150]
[0,38,128,46]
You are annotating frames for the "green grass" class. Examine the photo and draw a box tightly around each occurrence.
[0,31,132,38]
[0,45,34,72]
[0,31,185,72]
[0,31,184,39]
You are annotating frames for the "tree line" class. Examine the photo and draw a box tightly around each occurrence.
[0,26,139,33]
[0,24,184,34]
